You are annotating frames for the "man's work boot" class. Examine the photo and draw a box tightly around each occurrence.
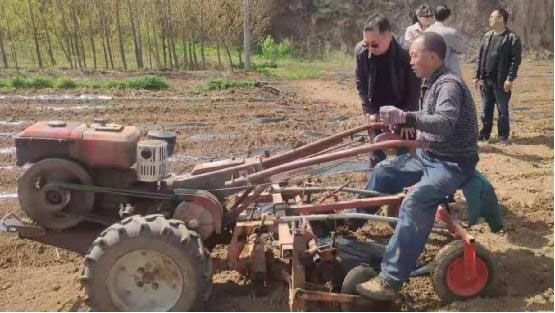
[355,276,396,300]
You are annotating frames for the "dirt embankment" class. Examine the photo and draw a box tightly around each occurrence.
[0,61,552,311]
[265,0,554,58]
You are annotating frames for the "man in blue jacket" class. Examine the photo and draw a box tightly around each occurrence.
[474,8,522,145]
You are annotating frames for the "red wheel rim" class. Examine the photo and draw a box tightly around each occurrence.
[446,256,489,296]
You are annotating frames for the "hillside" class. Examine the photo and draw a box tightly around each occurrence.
[265,0,554,58]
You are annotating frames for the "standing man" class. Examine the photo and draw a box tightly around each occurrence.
[474,8,522,144]
[356,32,479,300]
[355,13,420,168]
[426,5,466,76]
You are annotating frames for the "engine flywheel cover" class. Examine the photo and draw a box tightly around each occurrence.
[18,158,94,230]
[173,201,215,240]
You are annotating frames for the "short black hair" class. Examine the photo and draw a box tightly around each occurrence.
[364,14,391,33]
[435,5,451,22]
[417,32,447,60]
[415,4,433,17]
[495,8,509,24]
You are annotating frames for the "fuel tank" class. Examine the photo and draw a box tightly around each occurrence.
[15,120,142,169]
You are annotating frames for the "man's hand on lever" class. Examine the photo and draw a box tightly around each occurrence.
[379,106,407,125]
[365,113,379,125]
[399,127,415,139]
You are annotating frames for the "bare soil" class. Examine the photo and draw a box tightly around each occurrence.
[0,61,552,311]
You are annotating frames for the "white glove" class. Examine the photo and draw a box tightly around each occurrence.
[379,106,406,125]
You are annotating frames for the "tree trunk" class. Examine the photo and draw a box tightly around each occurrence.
[243,0,251,70]
[6,23,18,69]
[115,0,127,70]
[192,40,198,68]
[27,0,43,68]
[170,37,178,70]
[69,4,83,69]
[161,35,167,68]
[58,1,74,68]
[199,0,206,69]
[77,9,87,68]
[187,39,194,69]
[222,40,234,70]
[216,40,222,70]
[54,30,72,68]
[181,36,189,70]
[100,30,109,69]
[237,46,243,69]
[168,38,173,69]
[145,16,153,69]
[166,0,178,70]
[149,19,160,68]
[136,9,144,67]
[0,29,8,68]
[39,7,57,66]
[96,0,110,69]
[106,28,115,69]
[127,0,143,69]
[88,19,97,69]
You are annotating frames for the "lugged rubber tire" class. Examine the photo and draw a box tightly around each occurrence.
[432,240,496,303]
[340,264,378,312]
[81,214,213,311]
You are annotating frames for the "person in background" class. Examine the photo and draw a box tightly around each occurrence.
[405,4,434,45]
[354,14,420,169]
[426,5,466,77]
[474,8,522,145]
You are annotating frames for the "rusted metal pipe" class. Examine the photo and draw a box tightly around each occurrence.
[288,195,403,214]
[249,140,424,185]
[274,213,447,229]
[261,124,376,169]
[278,186,386,197]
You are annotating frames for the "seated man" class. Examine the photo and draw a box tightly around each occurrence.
[356,32,480,300]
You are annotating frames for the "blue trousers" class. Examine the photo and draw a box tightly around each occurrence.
[364,149,476,290]
[479,82,511,139]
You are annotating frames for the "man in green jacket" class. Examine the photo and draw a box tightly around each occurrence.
[474,8,522,145]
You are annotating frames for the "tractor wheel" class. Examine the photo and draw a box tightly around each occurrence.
[431,240,496,303]
[81,214,213,312]
[18,158,94,230]
[340,264,378,311]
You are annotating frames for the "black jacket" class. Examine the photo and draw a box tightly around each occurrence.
[355,38,420,115]
[475,29,522,87]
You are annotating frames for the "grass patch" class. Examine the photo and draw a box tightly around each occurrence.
[198,78,261,90]
[250,51,351,80]
[0,75,170,90]
[123,76,170,90]
[54,77,77,89]
[5,76,54,88]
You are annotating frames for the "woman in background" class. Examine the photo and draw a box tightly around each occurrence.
[404,4,434,44]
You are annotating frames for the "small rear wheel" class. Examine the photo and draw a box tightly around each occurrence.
[81,214,213,311]
[431,240,496,303]
[340,264,378,311]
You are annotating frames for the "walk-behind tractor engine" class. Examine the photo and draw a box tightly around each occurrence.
[6,119,499,311]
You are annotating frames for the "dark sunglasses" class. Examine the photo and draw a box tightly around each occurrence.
[419,15,433,18]
[370,43,380,49]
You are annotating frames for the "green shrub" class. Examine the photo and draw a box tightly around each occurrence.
[9,77,29,88]
[126,75,170,90]
[262,36,292,64]
[200,78,261,90]
[54,77,77,89]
